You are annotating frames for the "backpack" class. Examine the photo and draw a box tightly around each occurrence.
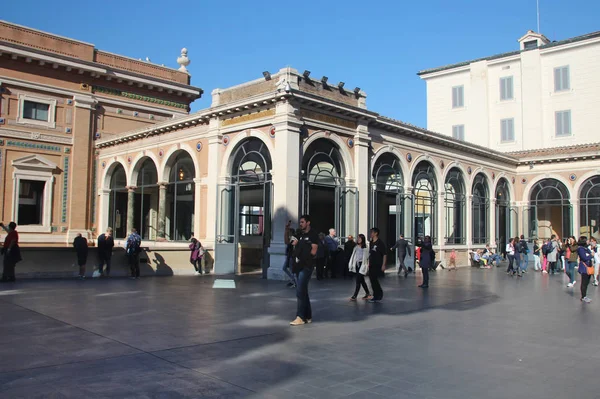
[520,241,529,254]
[127,235,141,254]
[542,243,550,256]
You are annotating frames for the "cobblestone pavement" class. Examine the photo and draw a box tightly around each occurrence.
[0,266,598,398]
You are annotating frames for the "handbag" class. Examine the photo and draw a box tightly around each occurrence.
[587,265,595,276]
[358,262,368,276]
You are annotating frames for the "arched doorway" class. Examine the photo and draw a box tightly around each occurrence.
[302,138,356,238]
[165,151,195,241]
[528,178,571,239]
[412,161,437,244]
[133,158,158,240]
[472,173,490,245]
[495,178,513,251]
[215,138,272,276]
[444,168,466,245]
[107,163,128,239]
[580,176,600,240]
[371,152,409,262]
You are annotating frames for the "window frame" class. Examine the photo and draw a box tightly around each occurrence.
[452,85,464,109]
[555,110,572,137]
[500,118,515,143]
[452,124,465,141]
[554,66,570,92]
[17,94,57,128]
[499,76,514,101]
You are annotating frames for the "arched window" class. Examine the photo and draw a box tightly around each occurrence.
[373,153,403,192]
[580,176,600,240]
[133,158,158,240]
[472,173,489,245]
[303,139,344,186]
[231,138,272,183]
[444,168,466,244]
[529,178,571,239]
[495,177,511,250]
[166,152,195,241]
[108,164,127,239]
[412,161,437,244]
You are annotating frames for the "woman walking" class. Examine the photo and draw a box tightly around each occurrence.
[577,236,594,303]
[565,236,578,288]
[506,237,516,275]
[348,234,371,301]
[188,238,204,275]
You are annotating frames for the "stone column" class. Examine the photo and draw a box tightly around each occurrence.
[404,186,415,270]
[127,186,136,234]
[572,199,580,238]
[490,198,497,247]
[267,101,302,280]
[157,182,167,239]
[437,191,445,247]
[67,95,96,242]
[204,119,222,248]
[466,194,473,247]
[354,121,371,236]
[99,188,111,233]
[193,177,202,238]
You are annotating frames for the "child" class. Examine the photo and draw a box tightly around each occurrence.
[448,249,457,271]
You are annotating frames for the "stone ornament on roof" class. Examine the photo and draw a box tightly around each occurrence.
[177,48,190,73]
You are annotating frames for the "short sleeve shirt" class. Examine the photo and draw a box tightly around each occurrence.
[369,239,387,267]
[297,228,319,268]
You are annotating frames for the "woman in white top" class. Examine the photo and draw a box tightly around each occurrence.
[506,237,517,275]
[348,234,370,301]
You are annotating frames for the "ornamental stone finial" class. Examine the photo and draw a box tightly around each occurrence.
[177,48,190,73]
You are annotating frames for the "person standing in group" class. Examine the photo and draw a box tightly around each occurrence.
[589,237,599,286]
[546,234,561,275]
[577,236,594,303]
[565,236,579,288]
[0,222,20,283]
[324,228,340,278]
[506,237,516,275]
[315,233,328,280]
[541,239,550,273]
[343,235,356,279]
[367,228,387,302]
[518,235,529,273]
[73,233,89,280]
[126,228,142,279]
[533,239,542,271]
[189,237,203,275]
[289,214,318,326]
[96,227,115,277]
[418,236,434,287]
[282,221,297,288]
[391,233,412,277]
[348,234,370,301]
[448,248,457,271]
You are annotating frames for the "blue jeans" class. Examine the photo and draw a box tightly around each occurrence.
[490,254,502,266]
[567,261,577,284]
[295,267,313,321]
[282,257,295,284]
[521,253,529,271]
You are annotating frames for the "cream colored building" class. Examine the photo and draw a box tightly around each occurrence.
[419,30,600,152]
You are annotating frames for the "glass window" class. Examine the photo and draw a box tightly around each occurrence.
[18,179,46,225]
[452,86,464,108]
[166,152,195,241]
[580,176,600,241]
[555,110,571,137]
[452,125,465,141]
[134,159,158,240]
[108,164,128,239]
[524,40,538,50]
[23,100,50,122]
[412,162,437,244]
[554,66,570,92]
[472,174,489,245]
[500,76,514,101]
[444,168,466,245]
[529,178,571,239]
[501,118,515,142]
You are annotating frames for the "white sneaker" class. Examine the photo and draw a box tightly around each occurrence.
[194,271,200,275]
[573,281,577,285]
[582,297,592,303]
[567,283,573,288]
[542,270,548,274]
[593,281,599,287]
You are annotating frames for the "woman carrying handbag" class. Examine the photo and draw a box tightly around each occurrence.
[577,236,594,303]
[348,234,371,301]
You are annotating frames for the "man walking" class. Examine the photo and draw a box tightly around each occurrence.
[73,233,89,280]
[288,215,319,326]
[418,236,434,288]
[97,228,115,277]
[368,227,387,303]
[0,222,20,283]
[324,228,340,278]
[391,233,412,277]
[126,228,142,279]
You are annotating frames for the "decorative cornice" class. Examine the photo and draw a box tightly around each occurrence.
[5,139,62,152]
[0,127,73,145]
[62,156,69,223]
[93,85,188,110]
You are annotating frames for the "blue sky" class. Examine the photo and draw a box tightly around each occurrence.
[4,0,599,128]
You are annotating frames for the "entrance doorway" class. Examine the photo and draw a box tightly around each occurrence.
[215,138,272,276]
[412,161,437,244]
[495,177,514,251]
[527,178,571,240]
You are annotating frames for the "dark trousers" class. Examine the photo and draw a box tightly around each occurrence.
[506,254,515,273]
[398,252,408,273]
[129,253,140,277]
[328,251,339,278]
[581,273,591,299]
[191,258,202,273]
[369,265,383,300]
[296,267,313,321]
[422,266,429,286]
[549,261,557,274]
[353,263,369,297]
[1,256,16,281]
[316,257,326,280]
[97,255,112,275]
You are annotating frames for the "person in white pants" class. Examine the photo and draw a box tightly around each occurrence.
[590,237,599,286]
[533,240,542,271]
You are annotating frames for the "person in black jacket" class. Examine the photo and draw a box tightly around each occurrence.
[391,234,412,277]
[73,233,89,279]
[418,236,434,288]
[96,227,115,277]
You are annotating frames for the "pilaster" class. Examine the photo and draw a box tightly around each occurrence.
[490,198,497,247]
[193,177,202,238]
[466,194,473,247]
[355,120,370,235]
[204,118,222,248]
[127,186,136,234]
[437,191,445,247]
[157,182,168,238]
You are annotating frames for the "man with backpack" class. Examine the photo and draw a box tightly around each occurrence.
[518,235,529,273]
[126,228,142,279]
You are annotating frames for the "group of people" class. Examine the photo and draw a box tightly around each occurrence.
[282,215,435,326]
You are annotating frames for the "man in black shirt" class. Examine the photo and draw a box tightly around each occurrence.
[368,227,387,303]
[97,227,115,277]
[287,214,319,326]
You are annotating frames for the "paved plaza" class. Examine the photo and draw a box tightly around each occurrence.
[0,267,599,399]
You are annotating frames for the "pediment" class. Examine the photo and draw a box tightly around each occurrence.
[12,154,58,171]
